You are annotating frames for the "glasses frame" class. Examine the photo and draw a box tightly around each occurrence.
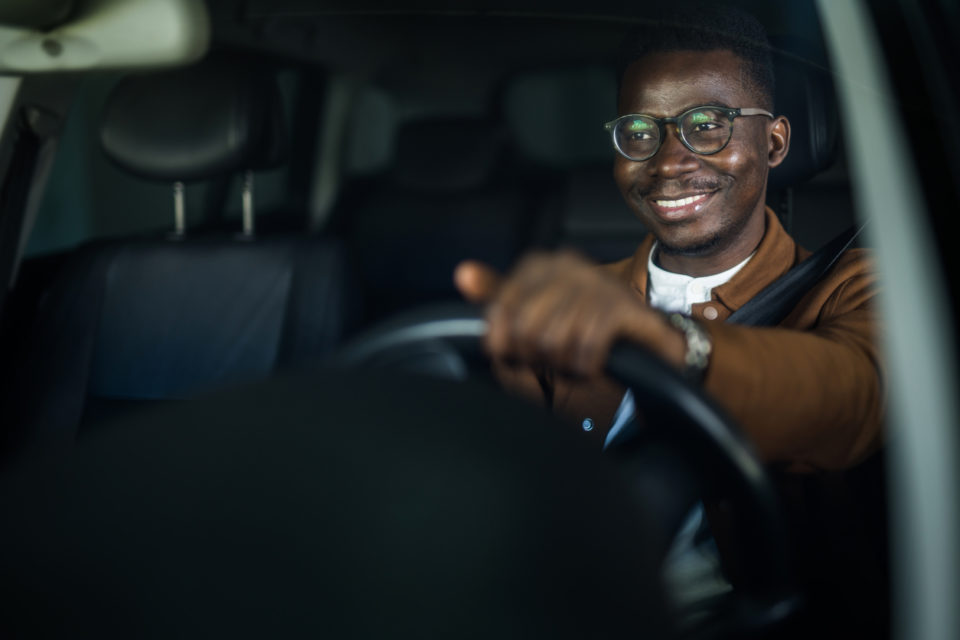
[604,106,774,161]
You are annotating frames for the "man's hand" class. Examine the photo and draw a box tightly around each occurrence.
[454,252,685,378]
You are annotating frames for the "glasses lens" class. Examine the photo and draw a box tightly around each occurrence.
[680,108,732,154]
[615,116,660,160]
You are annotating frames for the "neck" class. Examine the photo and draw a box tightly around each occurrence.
[656,245,754,277]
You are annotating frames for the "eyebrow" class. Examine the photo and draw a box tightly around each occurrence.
[696,101,733,110]
[673,101,735,114]
[624,101,734,118]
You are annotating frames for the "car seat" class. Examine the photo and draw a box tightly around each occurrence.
[3,57,361,459]
[501,65,646,263]
[333,115,538,324]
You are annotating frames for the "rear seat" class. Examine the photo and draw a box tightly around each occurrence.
[334,115,538,324]
[502,66,648,262]
[4,58,360,458]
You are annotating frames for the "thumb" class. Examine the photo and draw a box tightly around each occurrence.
[454,260,503,304]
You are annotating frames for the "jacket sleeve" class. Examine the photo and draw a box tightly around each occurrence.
[703,253,884,471]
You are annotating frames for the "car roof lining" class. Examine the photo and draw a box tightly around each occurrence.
[208,0,830,75]
[0,0,74,31]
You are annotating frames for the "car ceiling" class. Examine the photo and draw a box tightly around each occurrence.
[0,0,73,30]
[205,0,829,76]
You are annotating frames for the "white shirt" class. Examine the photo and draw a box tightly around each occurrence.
[646,245,754,315]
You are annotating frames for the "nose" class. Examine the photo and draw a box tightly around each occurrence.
[647,125,699,178]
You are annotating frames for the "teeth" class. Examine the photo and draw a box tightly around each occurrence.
[655,194,707,208]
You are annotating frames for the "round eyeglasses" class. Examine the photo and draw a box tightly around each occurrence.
[604,106,774,162]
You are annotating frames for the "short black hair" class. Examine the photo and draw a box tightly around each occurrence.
[617,3,775,110]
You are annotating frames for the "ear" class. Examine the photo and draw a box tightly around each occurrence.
[767,115,790,168]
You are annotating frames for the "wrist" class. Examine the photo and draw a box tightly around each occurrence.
[620,305,687,371]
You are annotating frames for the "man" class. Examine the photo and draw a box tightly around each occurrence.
[455,9,882,473]
[454,6,885,626]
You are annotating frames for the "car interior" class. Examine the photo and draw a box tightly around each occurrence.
[1,0,957,638]
[2,1,851,430]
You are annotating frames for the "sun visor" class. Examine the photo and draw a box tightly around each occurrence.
[0,0,208,73]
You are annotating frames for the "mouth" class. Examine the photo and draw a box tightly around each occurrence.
[646,191,716,221]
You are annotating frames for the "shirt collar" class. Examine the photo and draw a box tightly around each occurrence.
[624,208,802,312]
[647,242,755,292]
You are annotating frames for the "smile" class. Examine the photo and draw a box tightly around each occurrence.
[654,193,710,208]
[645,190,718,222]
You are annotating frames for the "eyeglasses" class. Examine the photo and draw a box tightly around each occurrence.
[604,106,774,162]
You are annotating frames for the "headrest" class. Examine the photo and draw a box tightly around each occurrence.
[100,57,286,182]
[390,117,507,191]
[502,67,618,169]
[768,42,840,190]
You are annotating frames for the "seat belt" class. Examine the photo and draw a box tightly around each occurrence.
[726,222,867,327]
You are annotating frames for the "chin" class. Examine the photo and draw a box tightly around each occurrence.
[657,235,725,258]
[654,222,728,258]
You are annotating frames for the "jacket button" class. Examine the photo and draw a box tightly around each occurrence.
[703,306,719,320]
[582,418,594,432]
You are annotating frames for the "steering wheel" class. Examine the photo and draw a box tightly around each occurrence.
[0,301,799,638]
[336,301,802,637]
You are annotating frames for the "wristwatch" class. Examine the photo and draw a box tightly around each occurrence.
[668,313,713,383]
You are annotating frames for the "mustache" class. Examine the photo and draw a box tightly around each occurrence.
[638,177,729,198]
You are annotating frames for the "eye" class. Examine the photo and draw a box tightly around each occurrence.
[627,129,655,140]
[684,109,727,135]
[624,118,656,140]
[692,121,721,131]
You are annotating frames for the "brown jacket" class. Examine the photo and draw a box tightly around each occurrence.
[546,208,883,472]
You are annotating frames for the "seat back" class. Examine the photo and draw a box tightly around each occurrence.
[502,66,644,263]
[337,115,535,323]
[6,57,359,457]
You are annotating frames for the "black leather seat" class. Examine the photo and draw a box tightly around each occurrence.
[4,58,360,458]
[335,116,537,324]
[501,66,647,263]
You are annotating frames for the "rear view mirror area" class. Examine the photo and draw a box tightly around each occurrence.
[0,0,209,74]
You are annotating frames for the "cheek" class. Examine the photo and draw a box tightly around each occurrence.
[613,156,640,196]
[712,143,765,189]
[713,146,747,173]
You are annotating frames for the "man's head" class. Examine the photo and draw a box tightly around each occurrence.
[617,5,776,111]
[612,4,790,275]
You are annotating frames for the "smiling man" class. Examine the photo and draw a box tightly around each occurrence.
[455,8,882,473]
[614,49,780,278]
[454,4,885,624]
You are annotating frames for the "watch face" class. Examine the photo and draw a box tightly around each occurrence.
[668,313,712,381]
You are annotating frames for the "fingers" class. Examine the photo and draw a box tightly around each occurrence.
[486,254,560,358]
[454,260,503,303]
[457,253,680,378]
[483,251,645,378]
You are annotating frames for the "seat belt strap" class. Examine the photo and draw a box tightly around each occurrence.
[727,222,867,327]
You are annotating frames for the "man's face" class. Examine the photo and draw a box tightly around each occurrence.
[614,49,788,270]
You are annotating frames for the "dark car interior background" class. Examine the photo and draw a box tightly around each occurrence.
[2,0,956,638]
[3,1,850,427]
